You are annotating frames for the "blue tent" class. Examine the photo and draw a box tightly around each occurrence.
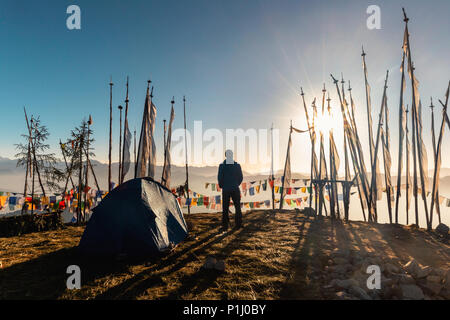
[78,177,188,257]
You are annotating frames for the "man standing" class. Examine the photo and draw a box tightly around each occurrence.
[218,150,243,230]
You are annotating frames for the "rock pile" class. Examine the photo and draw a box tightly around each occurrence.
[202,255,226,272]
[322,248,450,300]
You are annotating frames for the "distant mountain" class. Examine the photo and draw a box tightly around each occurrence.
[0,156,255,193]
[1,156,450,197]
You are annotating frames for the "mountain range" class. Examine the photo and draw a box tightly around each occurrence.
[1,156,450,197]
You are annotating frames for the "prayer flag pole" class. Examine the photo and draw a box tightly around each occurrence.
[403,8,430,229]
[430,83,449,226]
[395,47,407,224]
[270,123,275,210]
[118,105,123,184]
[300,87,317,210]
[279,121,293,210]
[121,77,130,184]
[108,77,113,192]
[183,96,191,214]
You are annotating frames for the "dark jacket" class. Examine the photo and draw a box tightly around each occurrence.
[218,160,243,192]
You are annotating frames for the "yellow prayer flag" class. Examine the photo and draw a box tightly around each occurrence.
[0,196,7,207]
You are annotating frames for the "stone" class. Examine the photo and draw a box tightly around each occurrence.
[332,264,352,275]
[214,259,226,272]
[349,285,372,300]
[403,259,432,279]
[385,263,400,274]
[404,259,421,275]
[393,273,416,285]
[431,268,446,278]
[333,278,359,290]
[203,256,217,269]
[370,257,383,266]
[383,285,403,299]
[400,284,425,300]
[445,270,450,289]
[422,281,443,296]
[426,275,442,284]
[417,266,433,279]
[439,288,450,299]
[435,223,449,237]
[381,277,394,288]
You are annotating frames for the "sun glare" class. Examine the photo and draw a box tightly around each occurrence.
[315,111,342,136]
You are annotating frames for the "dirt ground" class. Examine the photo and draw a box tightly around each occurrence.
[0,210,449,299]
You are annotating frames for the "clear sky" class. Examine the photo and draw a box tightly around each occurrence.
[0,0,449,174]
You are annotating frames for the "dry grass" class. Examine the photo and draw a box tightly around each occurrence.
[0,210,449,300]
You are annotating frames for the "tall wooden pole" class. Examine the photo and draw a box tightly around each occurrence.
[31,119,35,215]
[118,105,123,184]
[362,47,375,165]
[430,83,449,226]
[78,124,84,224]
[280,121,292,210]
[395,49,407,224]
[134,128,137,170]
[403,8,429,228]
[162,118,167,183]
[83,117,92,221]
[121,77,130,184]
[300,88,316,209]
[22,139,30,213]
[382,82,393,224]
[411,84,419,226]
[270,123,275,210]
[347,84,366,220]
[369,71,389,223]
[341,76,351,221]
[327,95,336,218]
[361,47,375,220]
[405,106,410,224]
[183,96,190,214]
[429,98,441,224]
[22,108,31,213]
[108,77,113,192]
[318,85,328,217]
[381,125,393,223]
[312,99,319,214]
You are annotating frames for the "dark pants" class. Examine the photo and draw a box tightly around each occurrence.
[222,188,242,228]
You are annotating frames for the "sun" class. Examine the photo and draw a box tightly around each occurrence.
[315,110,335,136]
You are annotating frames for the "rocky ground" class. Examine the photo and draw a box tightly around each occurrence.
[322,248,450,300]
[0,210,449,300]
